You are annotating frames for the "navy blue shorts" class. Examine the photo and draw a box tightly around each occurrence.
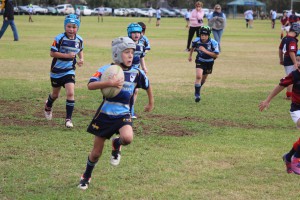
[196,62,214,75]
[87,114,132,139]
[50,74,75,88]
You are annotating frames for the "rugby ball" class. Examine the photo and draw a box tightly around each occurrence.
[101,65,124,98]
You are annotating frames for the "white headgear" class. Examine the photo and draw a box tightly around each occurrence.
[112,37,136,64]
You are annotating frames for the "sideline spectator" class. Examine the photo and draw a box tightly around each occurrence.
[208,4,226,51]
[0,0,19,41]
[156,7,161,27]
[270,10,277,29]
[185,1,204,52]
[98,5,104,22]
[244,9,254,28]
[28,4,34,22]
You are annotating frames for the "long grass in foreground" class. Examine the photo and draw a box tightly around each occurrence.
[1,15,300,199]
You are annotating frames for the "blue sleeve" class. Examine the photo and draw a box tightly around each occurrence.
[136,69,150,90]
[191,37,200,48]
[211,39,220,54]
[88,64,111,83]
[50,33,64,52]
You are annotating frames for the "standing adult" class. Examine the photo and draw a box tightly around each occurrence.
[270,10,277,29]
[185,1,204,52]
[76,7,81,21]
[156,7,161,27]
[208,4,226,51]
[0,0,19,41]
[98,5,104,23]
[28,4,34,22]
[244,9,254,28]
[148,7,153,23]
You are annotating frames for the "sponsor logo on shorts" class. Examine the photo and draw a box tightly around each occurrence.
[123,118,132,122]
[92,123,99,130]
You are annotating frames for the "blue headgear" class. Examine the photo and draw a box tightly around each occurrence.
[127,23,142,37]
[64,14,80,31]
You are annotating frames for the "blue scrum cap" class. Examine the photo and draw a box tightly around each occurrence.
[64,14,80,31]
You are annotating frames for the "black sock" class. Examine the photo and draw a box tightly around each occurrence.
[195,84,201,96]
[83,156,98,179]
[293,146,300,158]
[46,94,54,108]
[66,99,75,119]
[286,148,296,161]
[113,138,122,150]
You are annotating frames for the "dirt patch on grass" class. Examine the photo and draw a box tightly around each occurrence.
[0,99,280,136]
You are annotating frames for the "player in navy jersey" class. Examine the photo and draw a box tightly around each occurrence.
[78,37,154,190]
[188,26,219,102]
[138,22,151,52]
[279,23,300,100]
[259,50,300,175]
[127,23,148,119]
[44,14,84,128]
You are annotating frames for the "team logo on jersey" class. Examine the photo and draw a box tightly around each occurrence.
[75,42,79,49]
[130,73,136,82]
[207,44,211,50]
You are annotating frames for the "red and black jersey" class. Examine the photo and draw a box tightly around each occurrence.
[289,14,299,24]
[279,36,298,66]
[280,70,300,109]
[281,16,289,26]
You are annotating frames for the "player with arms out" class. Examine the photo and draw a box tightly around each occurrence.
[259,49,300,175]
[44,14,84,128]
[279,22,300,100]
[78,37,154,190]
[188,26,219,103]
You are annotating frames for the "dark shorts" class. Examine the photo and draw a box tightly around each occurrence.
[50,74,75,88]
[87,115,132,139]
[245,19,249,22]
[196,62,214,75]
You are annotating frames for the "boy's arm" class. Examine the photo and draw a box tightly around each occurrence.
[144,85,154,112]
[289,51,298,69]
[88,75,123,90]
[279,49,284,65]
[140,57,148,74]
[198,46,218,59]
[188,47,194,62]
[259,85,285,111]
[50,51,76,59]
[77,51,84,67]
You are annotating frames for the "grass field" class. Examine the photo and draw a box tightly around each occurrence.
[1,15,300,199]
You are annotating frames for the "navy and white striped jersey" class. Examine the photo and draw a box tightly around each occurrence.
[50,33,84,78]
[132,40,146,69]
[89,64,150,119]
[139,35,151,51]
[192,37,219,63]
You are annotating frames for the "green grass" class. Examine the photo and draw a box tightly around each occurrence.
[1,15,300,199]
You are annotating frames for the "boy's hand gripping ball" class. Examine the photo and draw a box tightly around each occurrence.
[101,65,124,98]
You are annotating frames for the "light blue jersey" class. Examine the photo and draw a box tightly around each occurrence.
[89,64,149,119]
[50,33,84,78]
[192,37,219,63]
